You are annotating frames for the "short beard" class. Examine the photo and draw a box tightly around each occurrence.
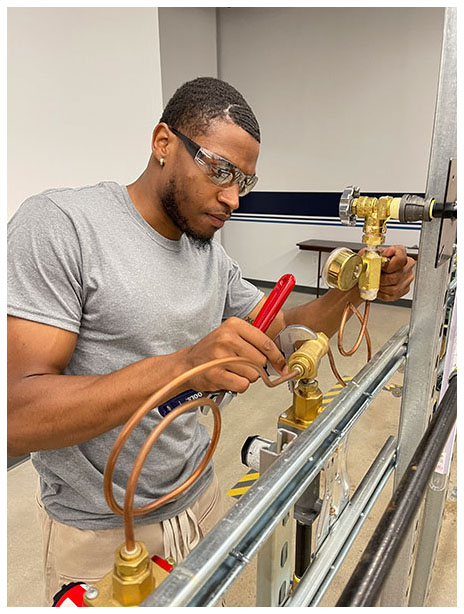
[160,178,212,250]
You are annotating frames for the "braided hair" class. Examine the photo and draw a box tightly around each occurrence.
[160,77,261,143]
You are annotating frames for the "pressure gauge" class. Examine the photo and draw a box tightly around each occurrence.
[322,247,363,292]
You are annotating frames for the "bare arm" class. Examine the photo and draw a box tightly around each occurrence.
[7,316,196,456]
[8,315,287,456]
[247,286,362,340]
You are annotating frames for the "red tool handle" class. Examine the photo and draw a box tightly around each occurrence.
[252,274,296,333]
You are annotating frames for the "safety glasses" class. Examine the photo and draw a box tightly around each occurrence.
[169,126,258,197]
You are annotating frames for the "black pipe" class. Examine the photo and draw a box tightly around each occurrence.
[295,521,313,578]
[336,374,456,607]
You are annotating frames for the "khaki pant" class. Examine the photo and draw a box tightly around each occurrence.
[36,474,223,606]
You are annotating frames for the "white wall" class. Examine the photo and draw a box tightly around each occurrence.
[216,7,445,293]
[217,7,444,193]
[7,7,163,219]
[158,8,218,105]
[157,7,221,242]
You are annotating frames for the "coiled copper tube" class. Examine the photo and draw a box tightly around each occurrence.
[328,301,372,387]
[104,356,299,552]
[338,300,371,357]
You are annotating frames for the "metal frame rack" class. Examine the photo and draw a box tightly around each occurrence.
[141,8,457,608]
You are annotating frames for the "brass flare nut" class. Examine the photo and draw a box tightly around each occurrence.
[288,333,329,380]
[112,542,155,607]
[294,379,324,425]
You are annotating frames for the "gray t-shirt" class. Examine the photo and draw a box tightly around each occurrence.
[7,181,263,529]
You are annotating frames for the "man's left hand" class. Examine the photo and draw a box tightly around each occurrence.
[378,245,416,301]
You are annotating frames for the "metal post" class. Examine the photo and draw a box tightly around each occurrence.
[380,7,456,607]
[408,289,457,606]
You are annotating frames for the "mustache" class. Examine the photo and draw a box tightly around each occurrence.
[207,210,231,221]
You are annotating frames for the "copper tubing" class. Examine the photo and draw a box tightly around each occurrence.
[338,300,371,357]
[329,301,372,387]
[103,356,300,552]
[123,397,220,552]
[327,346,347,388]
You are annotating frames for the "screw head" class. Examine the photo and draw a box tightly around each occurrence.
[85,587,99,600]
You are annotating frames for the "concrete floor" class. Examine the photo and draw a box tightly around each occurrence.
[7,288,457,607]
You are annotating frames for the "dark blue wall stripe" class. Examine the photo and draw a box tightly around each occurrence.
[230,217,421,230]
[237,191,425,218]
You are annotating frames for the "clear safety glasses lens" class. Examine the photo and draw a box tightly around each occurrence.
[194,148,258,196]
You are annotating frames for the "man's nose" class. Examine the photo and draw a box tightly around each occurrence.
[217,183,240,210]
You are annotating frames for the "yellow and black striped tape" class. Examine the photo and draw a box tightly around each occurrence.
[227,376,353,499]
[227,471,260,499]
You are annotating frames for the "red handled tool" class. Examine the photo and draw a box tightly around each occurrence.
[253,274,296,333]
[206,273,296,411]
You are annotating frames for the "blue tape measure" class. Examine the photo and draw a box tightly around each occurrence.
[158,389,204,417]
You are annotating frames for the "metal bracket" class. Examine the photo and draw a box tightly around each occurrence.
[435,157,457,268]
[256,428,298,606]
[315,436,351,551]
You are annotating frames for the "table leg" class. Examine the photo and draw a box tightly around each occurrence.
[316,250,321,297]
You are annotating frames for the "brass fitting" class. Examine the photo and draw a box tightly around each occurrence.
[83,541,170,607]
[279,379,324,432]
[324,245,389,301]
[351,195,401,246]
[112,542,154,606]
[288,333,329,380]
[279,333,328,432]
[294,379,324,425]
[358,248,388,302]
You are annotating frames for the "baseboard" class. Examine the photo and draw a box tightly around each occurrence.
[246,278,413,308]
[7,455,30,470]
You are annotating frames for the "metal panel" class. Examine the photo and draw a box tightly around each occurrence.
[380,7,456,607]
[255,434,295,607]
[255,509,294,606]
[286,437,397,607]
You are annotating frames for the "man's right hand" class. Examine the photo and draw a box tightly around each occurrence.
[179,317,288,394]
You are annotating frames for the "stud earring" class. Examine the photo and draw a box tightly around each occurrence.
[159,157,165,167]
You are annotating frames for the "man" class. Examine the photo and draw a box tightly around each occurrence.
[7,77,415,605]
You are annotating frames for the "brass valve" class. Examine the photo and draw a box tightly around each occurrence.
[352,195,401,246]
[323,185,419,301]
[340,185,434,244]
[324,247,389,302]
[279,333,329,433]
[83,541,170,607]
[288,333,329,380]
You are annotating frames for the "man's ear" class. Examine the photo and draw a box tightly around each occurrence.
[151,122,175,160]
